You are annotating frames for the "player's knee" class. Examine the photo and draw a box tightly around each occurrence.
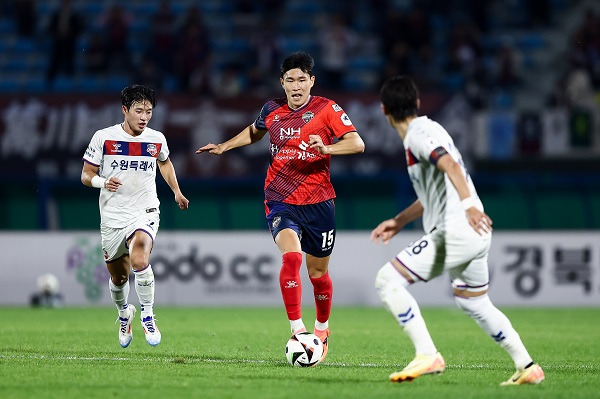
[281,252,302,273]
[454,294,489,320]
[375,263,399,296]
[111,274,128,286]
[130,252,150,270]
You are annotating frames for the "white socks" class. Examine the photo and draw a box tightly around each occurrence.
[109,265,156,318]
[290,319,328,334]
[315,320,329,331]
[133,265,155,317]
[290,318,306,334]
[454,294,533,369]
[375,263,438,356]
[109,279,130,318]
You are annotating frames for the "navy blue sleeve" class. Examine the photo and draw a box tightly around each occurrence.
[253,103,270,130]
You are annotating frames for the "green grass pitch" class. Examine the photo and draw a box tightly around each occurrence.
[1,307,598,399]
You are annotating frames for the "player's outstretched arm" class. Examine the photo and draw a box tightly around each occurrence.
[370,200,423,244]
[436,154,492,235]
[81,162,121,192]
[157,158,189,210]
[309,131,365,155]
[195,124,267,155]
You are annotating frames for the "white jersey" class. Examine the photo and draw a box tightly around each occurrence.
[83,123,169,228]
[403,116,482,234]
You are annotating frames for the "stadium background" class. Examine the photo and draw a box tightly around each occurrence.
[0,0,599,306]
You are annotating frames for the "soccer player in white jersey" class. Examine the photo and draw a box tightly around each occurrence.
[370,76,544,385]
[81,85,189,348]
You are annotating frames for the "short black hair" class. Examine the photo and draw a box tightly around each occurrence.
[121,84,156,109]
[380,76,419,121]
[280,51,314,77]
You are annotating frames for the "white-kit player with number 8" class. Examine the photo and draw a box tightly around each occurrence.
[370,76,544,386]
[81,84,189,348]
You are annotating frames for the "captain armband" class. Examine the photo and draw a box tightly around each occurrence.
[428,146,448,165]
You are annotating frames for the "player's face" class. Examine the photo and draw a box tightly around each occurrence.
[280,69,315,110]
[122,100,153,136]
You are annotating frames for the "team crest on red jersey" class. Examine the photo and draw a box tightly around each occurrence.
[146,143,158,157]
[302,111,314,123]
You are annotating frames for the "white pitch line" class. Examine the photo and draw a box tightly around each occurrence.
[0,353,398,367]
[4,354,594,371]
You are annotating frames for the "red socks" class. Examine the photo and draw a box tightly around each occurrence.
[279,252,303,320]
[310,272,333,323]
[280,252,333,323]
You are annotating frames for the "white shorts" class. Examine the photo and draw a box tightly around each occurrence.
[394,228,492,292]
[100,210,160,262]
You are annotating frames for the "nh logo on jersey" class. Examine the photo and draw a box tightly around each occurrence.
[280,127,301,139]
[146,143,158,157]
[302,111,314,123]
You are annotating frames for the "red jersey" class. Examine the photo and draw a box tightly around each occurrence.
[254,95,356,205]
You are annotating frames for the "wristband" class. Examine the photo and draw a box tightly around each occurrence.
[461,197,476,210]
[91,175,106,189]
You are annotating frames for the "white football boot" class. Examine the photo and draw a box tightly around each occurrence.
[141,314,161,346]
[117,305,136,348]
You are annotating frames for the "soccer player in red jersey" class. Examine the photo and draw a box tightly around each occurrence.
[196,52,365,361]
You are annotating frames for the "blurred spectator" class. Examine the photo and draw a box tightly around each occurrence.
[465,0,490,33]
[412,44,442,90]
[211,62,246,97]
[148,0,176,77]
[446,24,483,78]
[403,6,431,55]
[318,13,358,90]
[234,0,283,16]
[46,0,83,84]
[381,9,407,57]
[99,4,132,74]
[380,40,413,86]
[138,62,162,91]
[578,9,600,88]
[526,0,550,27]
[246,18,282,94]
[494,43,521,90]
[84,33,107,74]
[561,8,600,147]
[565,68,596,110]
[379,5,434,89]
[0,0,11,18]
[176,6,210,93]
[14,0,36,37]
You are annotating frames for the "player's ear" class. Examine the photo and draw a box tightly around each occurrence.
[122,105,127,115]
[380,103,388,115]
[416,98,421,110]
[280,77,284,88]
